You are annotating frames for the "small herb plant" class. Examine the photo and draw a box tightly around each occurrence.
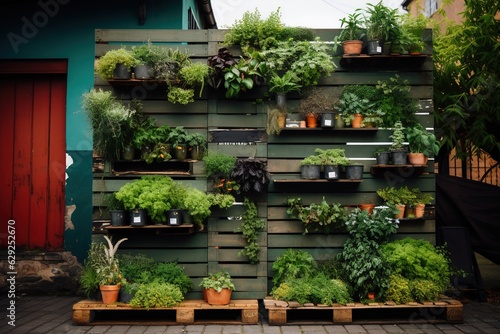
[287,197,348,234]
[376,186,417,206]
[314,148,350,166]
[237,198,266,264]
[96,48,138,80]
[223,52,267,99]
[271,249,317,287]
[405,124,440,156]
[199,270,235,292]
[268,71,302,94]
[389,121,406,151]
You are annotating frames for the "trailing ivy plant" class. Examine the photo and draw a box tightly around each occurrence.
[236,198,266,264]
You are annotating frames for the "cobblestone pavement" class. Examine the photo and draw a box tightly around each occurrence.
[1,295,499,334]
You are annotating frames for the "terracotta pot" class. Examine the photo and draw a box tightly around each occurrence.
[407,153,428,165]
[414,203,425,218]
[351,114,363,128]
[342,40,363,55]
[205,288,232,305]
[277,114,286,128]
[305,114,318,128]
[394,204,405,219]
[100,285,121,304]
[367,292,376,300]
[358,204,375,215]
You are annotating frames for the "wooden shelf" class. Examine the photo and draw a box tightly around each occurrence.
[340,54,428,69]
[105,224,195,235]
[273,178,362,183]
[112,160,194,176]
[107,79,164,86]
[280,127,378,131]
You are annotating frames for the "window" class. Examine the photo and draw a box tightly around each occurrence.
[188,8,199,30]
[425,0,439,17]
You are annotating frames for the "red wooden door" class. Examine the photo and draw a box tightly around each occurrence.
[0,60,67,250]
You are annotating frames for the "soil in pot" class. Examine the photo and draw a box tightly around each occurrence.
[110,210,127,226]
[205,288,232,305]
[324,165,340,180]
[300,165,321,179]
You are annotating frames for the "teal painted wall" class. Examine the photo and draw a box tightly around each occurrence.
[1,0,189,262]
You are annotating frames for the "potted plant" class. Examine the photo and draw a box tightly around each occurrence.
[202,151,238,194]
[373,148,391,165]
[95,236,128,304]
[167,126,190,160]
[344,162,364,180]
[376,186,416,218]
[336,86,377,128]
[298,88,336,128]
[314,148,349,180]
[223,51,267,98]
[131,42,162,79]
[287,197,348,234]
[268,71,302,112]
[339,11,365,55]
[199,270,235,305]
[96,48,138,80]
[365,2,402,55]
[105,192,126,227]
[207,47,237,90]
[230,158,270,198]
[300,154,323,179]
[399,13,429,54]
[186,132,207,160]
[405,124,440,165]
[82,89,137,162]
[408,188,434,218]
[337,205,399,300]
[362,108,384,128]
[389,121,407,165]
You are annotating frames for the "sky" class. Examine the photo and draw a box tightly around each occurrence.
[211,0,405,29]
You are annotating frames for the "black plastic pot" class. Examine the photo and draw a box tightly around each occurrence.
[391,150,408,165]
[375,151,390,165]
[166,209,183,226]
[300,165,321,179]
[174,144,188,160]
[113,63,131,79]
[110,210,127,226]
[134,64,153,79]
[189,145,204,160]
[367,40,382,55]
[321,112,335,128]
[345,165,364,180]
[130,209,147,226]
[324,165,340,180]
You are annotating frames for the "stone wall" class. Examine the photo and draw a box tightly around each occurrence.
[0,251,82,294]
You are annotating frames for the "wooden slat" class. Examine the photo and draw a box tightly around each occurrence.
[95,29,209,43]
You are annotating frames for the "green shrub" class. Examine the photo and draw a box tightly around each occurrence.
[384,275,412,304]
[149,262,193,295]
[410,279,441,302]
[129,282,184,309]
[381,238,454,293]
[272,249,317,287]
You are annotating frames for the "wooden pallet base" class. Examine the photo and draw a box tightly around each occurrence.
[73,299,259,325]
[264,297,463,325]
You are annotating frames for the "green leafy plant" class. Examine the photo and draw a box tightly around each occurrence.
[237,198,266,264]
[118,253,157,283]
[300,154,323,166]
[222,8,284,52]
[268,71,302,94]
[207,47,237,89]
[79,242,105,298]
[181,187,212,226]
[380,238,457,296]
[384,274,413,304]
[148,262,193,295]
[337,205,399,299]
[287,197,348,234]
[179,62,211,98]
[202,151,237,178]
[271,248,317,287]
[82,89,137,162]
[339,11,365,41]
[223,52,267,98]
[96,48,138,80]
[406,124,440,156]
[262,38,335,89]
[336,86,379,126]
[314,148,350,166]
[389,121,406,151]
[129,282,184,309]
[95,236,128,286]
[376,186,417,206]
[167,86,194,105]
[199,270,235,292]
[364,1,401,43]
[207,193,236,209]
[375,75,419,127]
